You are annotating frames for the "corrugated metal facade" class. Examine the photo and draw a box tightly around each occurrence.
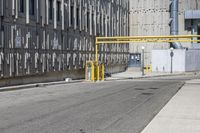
[0,0,129,79]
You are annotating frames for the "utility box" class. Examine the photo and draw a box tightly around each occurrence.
[85,61,97,81]
[85,61,105,82]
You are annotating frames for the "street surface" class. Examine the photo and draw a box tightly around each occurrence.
[0,75,199,133]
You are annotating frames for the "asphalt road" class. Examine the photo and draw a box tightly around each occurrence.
[0,75,197,133]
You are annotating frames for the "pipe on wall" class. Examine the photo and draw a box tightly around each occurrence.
[170,0,183,49]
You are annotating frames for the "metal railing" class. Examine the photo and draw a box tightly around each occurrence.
[95,35,200,63]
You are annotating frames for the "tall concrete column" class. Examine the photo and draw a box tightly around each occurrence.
[89,5,92,35]
[61,0,64,30]
[74,0,76,29]
[26,0,30,24]
[45,0,49,25]
[53,0,57,29]
[15,0,18,19]
[68,0,71,27]
[12,0,15,16]
[40,0,46,26]
[79,1,82,30]
[84,3,87,32]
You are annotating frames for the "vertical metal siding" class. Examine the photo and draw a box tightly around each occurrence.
[0,0,129,79]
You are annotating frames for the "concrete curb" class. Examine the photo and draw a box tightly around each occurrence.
[0,72,197,92]
[105,72,195,81]
[0,80,84,92]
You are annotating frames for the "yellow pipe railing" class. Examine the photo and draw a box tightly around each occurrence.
[95,35,200,63]
[96,40,200,44]
[96,35,200,39]
[94,35,200,81]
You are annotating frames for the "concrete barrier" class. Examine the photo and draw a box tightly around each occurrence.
[0,69,85,87]
[106,64,127,74]
[0,64,127,87]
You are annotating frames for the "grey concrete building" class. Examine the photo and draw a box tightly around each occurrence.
[0,0,129,84]
[129,0,200,67]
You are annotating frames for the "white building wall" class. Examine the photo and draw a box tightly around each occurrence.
[152,49,200,72]
[129,0,200,66]
[152,50,186,72]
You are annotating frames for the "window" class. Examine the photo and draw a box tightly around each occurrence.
[49,0,53,20]
[57,1,61,21]
[19,0,24,13]
[29,0,35,15]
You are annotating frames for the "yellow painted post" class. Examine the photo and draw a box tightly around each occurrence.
[92,62,95,82]
[150,64,152,73]
[95,38,99,81]
[146,64,148,73]
[85,62,88,81]
[97,64,100,81]
[102,64,105,81]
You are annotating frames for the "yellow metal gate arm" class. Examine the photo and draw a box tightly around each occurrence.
[95,35,200,62]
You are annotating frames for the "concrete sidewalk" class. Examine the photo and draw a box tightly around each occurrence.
[141,79,200,133]
[108,70,192,80]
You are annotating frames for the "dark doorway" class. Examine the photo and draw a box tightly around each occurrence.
[197,24,200,43]
[129,53,141,67]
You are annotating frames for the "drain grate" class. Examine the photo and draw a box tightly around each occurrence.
[149,87,159,90]
[135,88,145,90]
[142,93,153,95]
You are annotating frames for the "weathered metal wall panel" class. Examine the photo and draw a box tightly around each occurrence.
[185,49,200,71]
[0,0,129,79]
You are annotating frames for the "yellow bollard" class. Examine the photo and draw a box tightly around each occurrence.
[97,65,100,81]
[102,64,105,81]
[146,64,148,73]
[150,64,152,73]
[92,63,95,82]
